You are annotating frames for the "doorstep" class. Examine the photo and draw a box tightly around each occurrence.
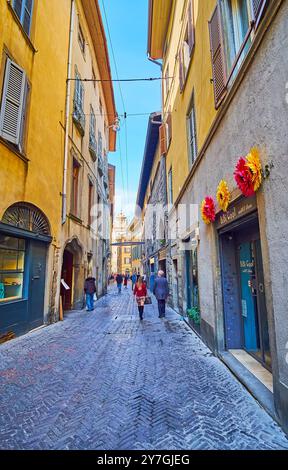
[219,350,277,423]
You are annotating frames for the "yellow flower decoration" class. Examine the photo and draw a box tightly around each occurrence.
[246,147,262,192]
[216,180,231,212]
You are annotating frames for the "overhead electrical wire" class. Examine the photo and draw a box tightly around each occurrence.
[101,0,129,210]
[67,77,173,82]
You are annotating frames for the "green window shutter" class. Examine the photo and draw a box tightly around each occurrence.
[0,59,26,145]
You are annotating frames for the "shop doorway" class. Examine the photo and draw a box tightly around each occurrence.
[61,238,83,311]
[61,249,73,310]
[220,217,271,370]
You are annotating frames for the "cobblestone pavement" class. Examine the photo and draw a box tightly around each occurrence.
[0,285,288,450]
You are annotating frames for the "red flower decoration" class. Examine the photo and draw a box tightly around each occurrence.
[234,157,255,197]
[201,196,216,224]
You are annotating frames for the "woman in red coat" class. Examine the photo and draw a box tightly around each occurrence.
[133,276,147,321]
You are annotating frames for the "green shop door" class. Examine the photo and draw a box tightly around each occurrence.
[28,241,47,330]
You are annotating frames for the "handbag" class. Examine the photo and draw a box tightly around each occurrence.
[144,296,152,305]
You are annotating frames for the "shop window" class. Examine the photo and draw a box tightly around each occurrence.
[12,0,34,37]
[0,236,25,302]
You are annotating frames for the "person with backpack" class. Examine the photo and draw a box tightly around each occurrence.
[116,273,123,294]
[84,276,97,311]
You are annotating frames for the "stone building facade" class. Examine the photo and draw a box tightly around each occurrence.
[147,0,288,432]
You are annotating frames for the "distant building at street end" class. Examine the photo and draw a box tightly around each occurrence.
[111,212,132,275]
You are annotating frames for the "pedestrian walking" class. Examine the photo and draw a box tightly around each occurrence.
[124,274,129,289]
[84,275,97,311]
[131,272,137,291]
[134,276,147,321]
[116,273,123,294]
[153,270,169,318]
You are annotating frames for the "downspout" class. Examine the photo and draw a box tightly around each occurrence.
[147,54,163,71]
[62,0,75,224]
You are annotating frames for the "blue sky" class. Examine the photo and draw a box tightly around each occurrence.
[99,0,161,222]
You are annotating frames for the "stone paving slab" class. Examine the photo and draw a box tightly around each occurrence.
[0,284,288,450]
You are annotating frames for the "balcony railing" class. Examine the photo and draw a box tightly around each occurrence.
[89,133,97,161]
[73,99,85,136]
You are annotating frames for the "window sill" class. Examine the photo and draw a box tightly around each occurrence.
[7,1,37,54]
[0,137,29,163]
[68,213,83,225]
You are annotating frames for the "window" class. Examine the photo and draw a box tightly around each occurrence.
[12,0,34,37]
[0,236,25,303]
[209,0,267,108]
[179,0,195,91]
[168,168,173,205]
[221,0,251,72]
[73,69,85,134]
[164,65,169,102]
[89,106,97,160]
[92,68,96,90]
[78,23,85,54]
[0,58,29,152]
[74,70,84,110]
[124,247,130,254]
[71,159,80,217]
[124,258,131,265]
[166,113,172,148]
[88,179,94,226]
[98,130,102,158]
[89,106,96,140]
[187,94,197,168]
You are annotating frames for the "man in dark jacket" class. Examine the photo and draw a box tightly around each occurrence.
[84,276,97,311]
[153,270,169,318]
[116,273,123,294]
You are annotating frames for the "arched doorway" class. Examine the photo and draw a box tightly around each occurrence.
[61,238,83,310]
[0,202,52,337]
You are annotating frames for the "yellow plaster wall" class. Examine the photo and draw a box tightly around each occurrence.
[162,0,218,202]
[0,0,71,241]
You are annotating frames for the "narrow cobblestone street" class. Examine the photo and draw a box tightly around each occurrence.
[0,285,287,450]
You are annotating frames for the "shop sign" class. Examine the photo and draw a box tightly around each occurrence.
[216,197,257,229]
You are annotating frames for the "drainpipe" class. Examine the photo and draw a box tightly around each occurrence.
[62,0,75,224]
[147,54,163,71]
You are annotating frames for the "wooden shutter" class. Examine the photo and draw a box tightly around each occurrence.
[159,124,167,156]
[187,0,195,55]
[178,49,184,92]
[166,113,172,147]
[0,59,26,145]
[208,4,227,109]
[251,0,269,29]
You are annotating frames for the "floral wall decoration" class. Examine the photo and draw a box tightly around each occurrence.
[234,147,263,197]
[201,196,216,225]
[216,180,231,212]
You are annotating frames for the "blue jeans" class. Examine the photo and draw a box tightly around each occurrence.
[117,283,122,294]
[86,293,94,311]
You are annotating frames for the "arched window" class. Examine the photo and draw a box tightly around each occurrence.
[2,203,50,236]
